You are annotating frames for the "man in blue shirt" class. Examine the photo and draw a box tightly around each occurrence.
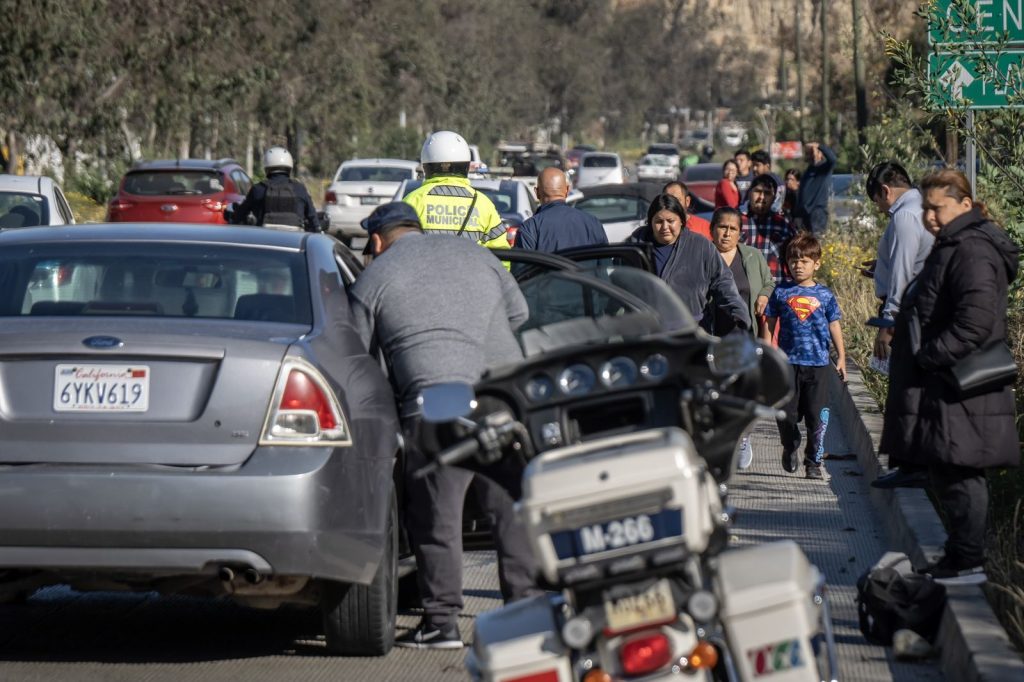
[513,168,608,251]
[793,142,837,236]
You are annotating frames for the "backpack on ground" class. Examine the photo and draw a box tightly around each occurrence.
[856,552,947,645]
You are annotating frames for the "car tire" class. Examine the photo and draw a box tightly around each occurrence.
[321,493,397,656]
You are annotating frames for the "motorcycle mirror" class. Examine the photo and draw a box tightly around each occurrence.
[706,333,762,378]
[418,383,477,423]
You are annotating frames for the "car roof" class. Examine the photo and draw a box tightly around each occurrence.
[340,158,419,169]
[0,223,309,250]
[130,159,240,172]
[0,174,53,194]
[579,182,663,202]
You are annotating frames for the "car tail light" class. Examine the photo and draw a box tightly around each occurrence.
[107,199,134,219]
[498,671,560,682]
[506,223,521,246]
[200,197,227,212]
[325,190,337,205]
[260,359,351,446]
[619,632,672,677]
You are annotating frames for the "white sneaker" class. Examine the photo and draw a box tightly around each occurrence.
[738,437,753,470]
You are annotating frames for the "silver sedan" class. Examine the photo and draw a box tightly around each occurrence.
[0,224,401,655]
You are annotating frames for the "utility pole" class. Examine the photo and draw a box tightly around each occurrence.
[796,0,806,141]
[852,0,869,145]
[821,0,830,142]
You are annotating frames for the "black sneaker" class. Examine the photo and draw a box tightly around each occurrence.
[920,557,987,586]
[782,447,800,473]
[394,621,463,650]
[805,464,824,480]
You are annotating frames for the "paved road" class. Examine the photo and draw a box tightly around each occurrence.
[0,404,945,681]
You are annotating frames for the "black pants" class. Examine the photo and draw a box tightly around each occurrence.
[777,364,831,466]
[929,461,988,567]
[402,417,536,629]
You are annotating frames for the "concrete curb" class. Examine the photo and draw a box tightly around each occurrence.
[833,365,1024,681]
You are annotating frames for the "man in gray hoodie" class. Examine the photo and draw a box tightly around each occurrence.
[348,202,535,650]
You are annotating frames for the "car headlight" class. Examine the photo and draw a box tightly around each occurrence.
[639,354,669,381]
[558,363,596,396]
[599,356,638,388]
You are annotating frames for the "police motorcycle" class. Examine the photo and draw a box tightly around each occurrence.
[416,258,840,682]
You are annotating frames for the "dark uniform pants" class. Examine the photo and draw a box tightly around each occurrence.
[402,417,536,629]
[777,364,831,466]
[929,461,988,567]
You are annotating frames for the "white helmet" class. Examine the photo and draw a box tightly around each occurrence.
[420,131,471,164]
[263,146,294,172]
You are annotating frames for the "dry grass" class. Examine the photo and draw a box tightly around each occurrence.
[65,191,107,223]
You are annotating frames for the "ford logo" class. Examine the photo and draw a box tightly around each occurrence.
[82,335,124,349]
[161,204,178,212]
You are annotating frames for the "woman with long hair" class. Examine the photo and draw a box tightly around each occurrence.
[881,169,1020,584]
[714,159,740,209]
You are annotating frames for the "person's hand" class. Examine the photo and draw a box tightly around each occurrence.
[873,327,894,360]
[835,355,847,382]
[755,295,769,316]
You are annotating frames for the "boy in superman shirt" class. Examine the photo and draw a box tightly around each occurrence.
[762,233,846,479]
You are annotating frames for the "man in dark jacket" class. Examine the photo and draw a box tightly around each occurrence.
[881,182,1020,583]
[793,142,836,235]
[231,146,321,232]
[513,168,608,251]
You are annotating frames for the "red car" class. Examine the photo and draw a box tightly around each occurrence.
[680,162,722,205]
[107,159,253,224]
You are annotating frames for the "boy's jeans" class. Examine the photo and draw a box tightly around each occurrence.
[777,364,831,466]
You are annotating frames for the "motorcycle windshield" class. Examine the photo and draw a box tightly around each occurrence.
[515,265,697,357]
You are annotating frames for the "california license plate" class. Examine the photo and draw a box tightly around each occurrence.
[605,579,676,633]
[53,364,150,412]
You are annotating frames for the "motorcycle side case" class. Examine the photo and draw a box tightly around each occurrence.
[520,427,721,585]
[468,594,574,682]
[715,541,823,682]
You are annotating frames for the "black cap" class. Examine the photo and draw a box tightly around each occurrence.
[360,202,421,254]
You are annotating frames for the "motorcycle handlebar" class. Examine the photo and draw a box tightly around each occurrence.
[412,437,480,480]
[685,388,786,421]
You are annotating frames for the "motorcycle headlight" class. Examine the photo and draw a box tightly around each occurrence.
[558,363,596,396]
[639,353,669,381]
[599,356,638,388]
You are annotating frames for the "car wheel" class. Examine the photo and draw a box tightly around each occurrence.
[321,493,397,656]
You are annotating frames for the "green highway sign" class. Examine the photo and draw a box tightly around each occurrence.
[928,51,1024,107]
[929,1,1024,45]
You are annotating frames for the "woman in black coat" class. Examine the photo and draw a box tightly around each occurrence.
[881,169,1020,583]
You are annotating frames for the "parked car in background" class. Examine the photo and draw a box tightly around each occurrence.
[568,182,662,242]
[0,174,76,227]
[324,158,420,242]
[0,223,401,655]
[565,144,597,173]
[395,177,536,245]
[830,173,867,227]
[106,159,251,225]
[720,124,746,148]
[680,128,712,151]
[680,161,722,205]
[636,154,679,183]
[575,152,625,188]
[645,143,681,170]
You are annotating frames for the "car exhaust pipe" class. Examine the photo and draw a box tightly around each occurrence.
[243,568,265,585]
[219,566,235,583]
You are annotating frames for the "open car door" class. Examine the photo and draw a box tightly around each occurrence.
[555,244,654,273]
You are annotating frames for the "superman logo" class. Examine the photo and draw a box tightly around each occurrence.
[787,295,821,322]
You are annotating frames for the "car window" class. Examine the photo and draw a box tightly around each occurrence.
[582,155,619,168]
[231,170,252,195]
[123,171,223,196]
[477,188,515,214]
[0,192,48,228]
[339,167,413,183]
[0,243,312,324]
[574,195,646,223]
[54,187,75,224]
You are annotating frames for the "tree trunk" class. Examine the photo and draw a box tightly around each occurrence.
[3,130,16,174]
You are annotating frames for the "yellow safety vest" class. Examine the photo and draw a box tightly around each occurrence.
[403,176,510,253]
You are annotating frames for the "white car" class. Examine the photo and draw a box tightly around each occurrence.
[575,152,625,188]
[636,154,678,183]
[323,159,419,241]
[0,174,76,227]
[721,125,746,148]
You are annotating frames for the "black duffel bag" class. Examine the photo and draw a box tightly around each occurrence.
[856,553,947,646]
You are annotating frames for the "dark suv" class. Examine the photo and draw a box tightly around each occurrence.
[107,159,253,224]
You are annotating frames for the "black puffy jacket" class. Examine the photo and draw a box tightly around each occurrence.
[881,208,1020,468]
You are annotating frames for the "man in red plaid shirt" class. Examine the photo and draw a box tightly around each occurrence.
[742,174,798,284]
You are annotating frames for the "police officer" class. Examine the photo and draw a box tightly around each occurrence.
[403,131,509,252]
[231,146,321,232]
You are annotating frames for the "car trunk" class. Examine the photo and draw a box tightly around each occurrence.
[329,181,398,208]
[117,196,224,223]
[0,320,298,466]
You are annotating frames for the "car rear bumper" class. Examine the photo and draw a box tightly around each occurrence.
[0,447,395,585]
[324,205,385,236]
